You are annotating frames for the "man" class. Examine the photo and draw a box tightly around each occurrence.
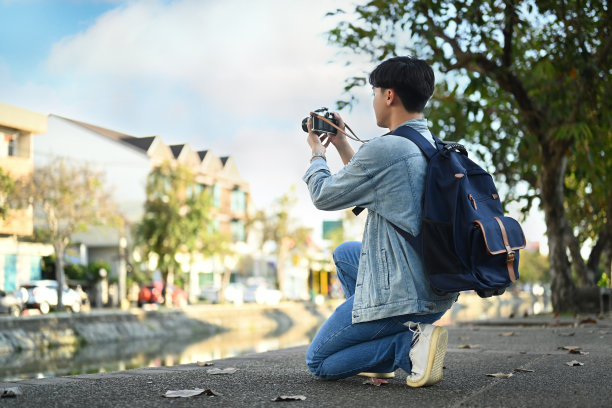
[303,56,457,387]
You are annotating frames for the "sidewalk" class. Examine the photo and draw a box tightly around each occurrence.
[1,314,610,407]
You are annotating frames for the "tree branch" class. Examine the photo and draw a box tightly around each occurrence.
[502,0,516,68]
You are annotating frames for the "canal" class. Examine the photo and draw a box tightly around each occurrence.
[0,290,550,382]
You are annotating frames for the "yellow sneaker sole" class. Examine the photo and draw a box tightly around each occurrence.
[358,372,396,379]
[406,326,448,388]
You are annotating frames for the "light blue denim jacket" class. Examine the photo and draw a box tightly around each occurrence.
[303,119,457,324]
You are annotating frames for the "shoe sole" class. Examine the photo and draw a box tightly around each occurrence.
[357,372,396,379]
[406,326,448,388]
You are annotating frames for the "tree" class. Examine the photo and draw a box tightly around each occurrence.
[326,0,610,313]
[255,187,313,296]
[13,159,118,310]
[0,167,15,220]
[136,161,227,305]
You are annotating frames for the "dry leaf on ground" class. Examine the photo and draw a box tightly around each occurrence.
[162,388,222,398]
[197,361,214,367]
[579,317,597,325]
[565,360,584,366]
[558,346,588,354]
[0,387,22,398]
[362,378,389,386]
[458,344,479,349]
[486,372,513,379]
[162,389,206,398]
[500,332,516,337]
[272,395,306,401]
[207,367,238,375]
[514,368,535,373]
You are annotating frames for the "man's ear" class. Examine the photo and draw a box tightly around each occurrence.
[386,89,395,105]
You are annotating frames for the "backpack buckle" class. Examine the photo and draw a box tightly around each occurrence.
[506,250,515,263]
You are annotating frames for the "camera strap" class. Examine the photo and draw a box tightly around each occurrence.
[310,112,370,143]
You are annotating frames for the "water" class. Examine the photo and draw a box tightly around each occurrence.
[0,291,550,381]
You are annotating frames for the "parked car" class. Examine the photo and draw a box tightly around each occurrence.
[0,290,23,317]
[138,284,188,308]
[137,284,163,307]
[243,283,282,305]
[19,280,82,314]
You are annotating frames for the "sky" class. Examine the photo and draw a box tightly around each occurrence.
[0,0,546,246]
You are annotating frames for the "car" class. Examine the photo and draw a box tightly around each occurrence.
[243,283,282,305]
[137,284,163,307]
[19,280,82,314]
[138,284,188,308]
[0,290,23,317]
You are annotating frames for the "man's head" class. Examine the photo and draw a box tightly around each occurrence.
[369,56,435,113]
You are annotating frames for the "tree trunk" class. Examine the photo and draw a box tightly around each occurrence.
[539,142,576,313]
[54,242,66,311]
[165,266,175,307]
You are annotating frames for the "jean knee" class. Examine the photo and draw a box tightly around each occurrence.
[305,343,324,378]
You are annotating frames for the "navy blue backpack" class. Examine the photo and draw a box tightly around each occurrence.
[389,125,526,298]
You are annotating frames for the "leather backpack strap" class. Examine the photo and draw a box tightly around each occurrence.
[494,217,517,282]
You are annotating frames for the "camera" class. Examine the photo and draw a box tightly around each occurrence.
[301,108,338,134]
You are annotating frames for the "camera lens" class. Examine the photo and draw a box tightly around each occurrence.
[301,117,309,132]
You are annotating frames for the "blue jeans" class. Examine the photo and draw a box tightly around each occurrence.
[306,241,445,380]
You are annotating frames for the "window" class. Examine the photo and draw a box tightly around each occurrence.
[231,188,246,212]
[230,219,245,242]
[212,185,221,207]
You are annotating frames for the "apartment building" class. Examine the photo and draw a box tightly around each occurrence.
[0,103,51,291]
[34,114,251,303]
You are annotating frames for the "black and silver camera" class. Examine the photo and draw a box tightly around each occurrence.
[301,108,338,134]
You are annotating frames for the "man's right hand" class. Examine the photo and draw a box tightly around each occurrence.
[322,112,355,165]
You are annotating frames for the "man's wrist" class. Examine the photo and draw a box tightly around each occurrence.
[311,152,326,162]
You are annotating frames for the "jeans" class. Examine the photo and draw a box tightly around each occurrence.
[306,241,445,380]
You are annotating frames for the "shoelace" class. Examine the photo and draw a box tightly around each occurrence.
[408,322,423,348]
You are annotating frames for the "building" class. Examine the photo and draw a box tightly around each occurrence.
[33,113,251,304]
[0,103,51,291]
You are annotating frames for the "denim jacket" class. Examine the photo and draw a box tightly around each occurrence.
[303,119,457,324]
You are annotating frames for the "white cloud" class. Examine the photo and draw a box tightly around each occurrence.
[45,0,356,117]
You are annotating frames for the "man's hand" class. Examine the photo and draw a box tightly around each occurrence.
[318,112,348,149]
[306,117,326,154]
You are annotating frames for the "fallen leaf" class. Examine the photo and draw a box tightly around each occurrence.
[162,389,206,398]
[569,349,589,355]
[500,332,516,337]
[203,389,223,396]
[272,395,306,401]
[362,378,388,386]
[197,361,214,367]
[565,360,584,366]
[458,344,479,349]
[514,368,535,373]
[579,317,597,325]
[558,346,582,352]
[208,367,238,375]
[0,387,22,398]
[486,372,513,379]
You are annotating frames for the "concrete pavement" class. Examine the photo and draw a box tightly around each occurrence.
[1,314,611,407]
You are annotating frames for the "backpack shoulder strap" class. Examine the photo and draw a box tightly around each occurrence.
[391,125,440,160]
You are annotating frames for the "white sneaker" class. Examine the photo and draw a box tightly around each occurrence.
[405,323,448,388]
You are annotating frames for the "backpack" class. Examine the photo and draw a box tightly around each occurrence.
[388,125,526,298]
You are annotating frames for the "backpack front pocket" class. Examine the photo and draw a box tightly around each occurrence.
[471,216,526,287]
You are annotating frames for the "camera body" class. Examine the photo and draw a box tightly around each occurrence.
[301,108,338,134]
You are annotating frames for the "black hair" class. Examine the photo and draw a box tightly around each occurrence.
[368,56,435,112]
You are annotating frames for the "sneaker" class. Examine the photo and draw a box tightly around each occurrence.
[405,323,448,388]
[357,372,395,379]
